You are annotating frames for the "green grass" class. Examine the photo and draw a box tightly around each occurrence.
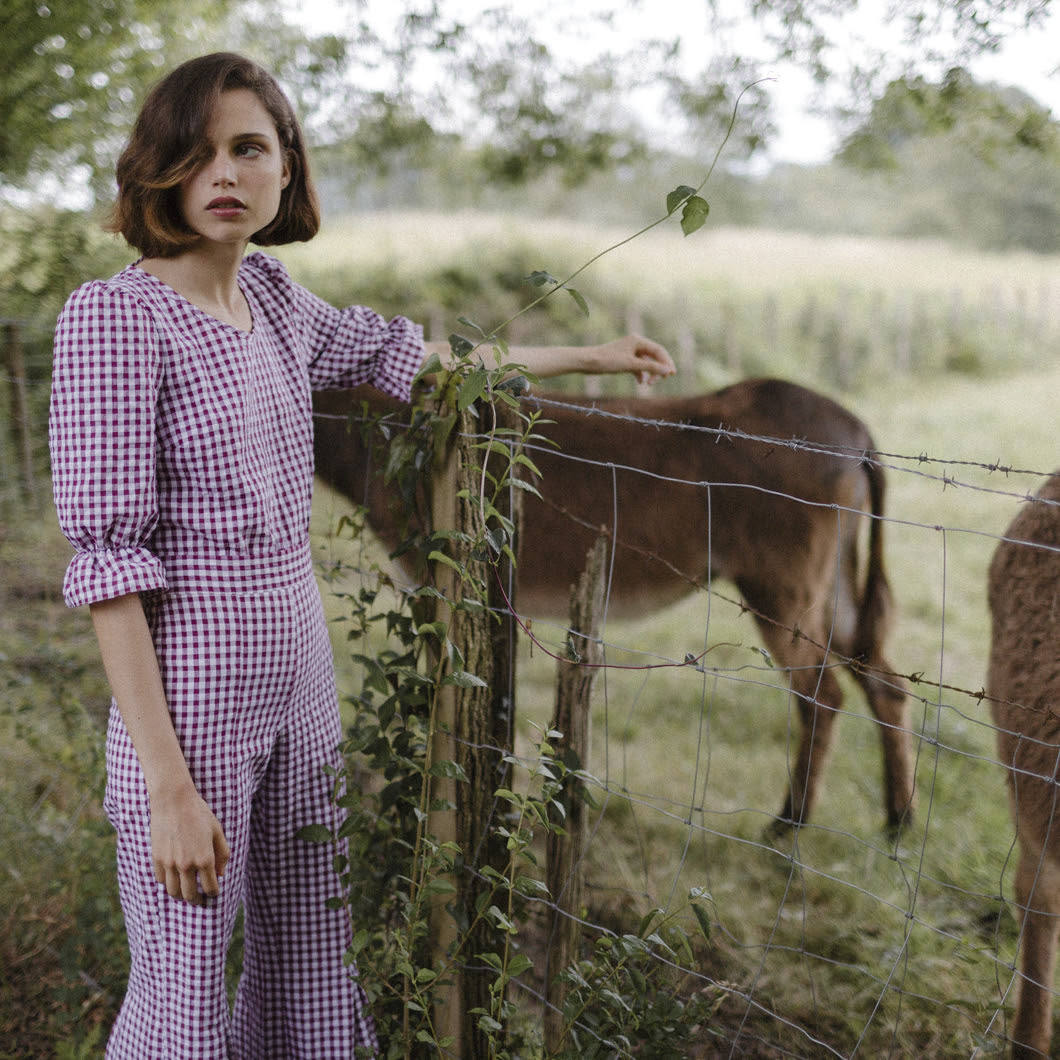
[5,214,1059,1055]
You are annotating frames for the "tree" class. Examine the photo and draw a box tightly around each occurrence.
[0,0,348,199]
[838,67,1058,169]
[2,1,221,191]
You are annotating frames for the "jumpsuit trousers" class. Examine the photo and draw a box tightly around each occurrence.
[103,548,377,1059]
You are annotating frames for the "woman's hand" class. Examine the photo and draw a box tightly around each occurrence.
[589,334,676,385]
[149,780,231,904]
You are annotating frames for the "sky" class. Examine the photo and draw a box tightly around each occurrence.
[285,0,1059,166]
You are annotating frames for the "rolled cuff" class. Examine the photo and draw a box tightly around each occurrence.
[62,546,169,608]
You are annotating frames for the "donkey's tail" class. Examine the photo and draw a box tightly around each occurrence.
[853,452,895,664]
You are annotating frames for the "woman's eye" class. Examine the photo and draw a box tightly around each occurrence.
[236,143,264,158]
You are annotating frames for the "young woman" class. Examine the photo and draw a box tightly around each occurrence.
[49,52,674,1058]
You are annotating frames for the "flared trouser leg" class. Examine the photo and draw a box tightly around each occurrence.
[103,553,376,1059]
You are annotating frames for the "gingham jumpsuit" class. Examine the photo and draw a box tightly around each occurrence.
[48,252,424,1059]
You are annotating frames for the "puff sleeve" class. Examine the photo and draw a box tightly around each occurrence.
[248,253,424,400]
[49,281,168,608]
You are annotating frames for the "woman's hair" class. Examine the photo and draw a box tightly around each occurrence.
[109,53,320,257]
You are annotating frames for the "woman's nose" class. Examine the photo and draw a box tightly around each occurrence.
[209,153,237,186]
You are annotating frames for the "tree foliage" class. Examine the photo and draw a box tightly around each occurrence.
[823,68,1060,251]
[6,0,1051,204]
[839,67,1058,169]
[2,0,226,190]
[0,0,349,198]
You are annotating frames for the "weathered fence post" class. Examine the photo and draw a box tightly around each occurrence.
[428,404,463,1055]
[544,534,609,1051]
[720,299,741,376]
[3,321,38,504]
[427,394,522,1058]
[626,305,653,397]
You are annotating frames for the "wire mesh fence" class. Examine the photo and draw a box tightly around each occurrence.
[310,384,1058,1057]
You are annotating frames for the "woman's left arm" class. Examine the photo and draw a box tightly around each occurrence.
[422,334,676,386]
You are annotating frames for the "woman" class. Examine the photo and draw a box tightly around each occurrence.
[49,52,674,1058]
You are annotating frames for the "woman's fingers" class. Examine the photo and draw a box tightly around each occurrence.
[151,796,230,904]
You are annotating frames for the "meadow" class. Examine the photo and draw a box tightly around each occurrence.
[3,211,1059,1056]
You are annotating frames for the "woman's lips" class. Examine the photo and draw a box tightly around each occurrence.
[206,197,246,217]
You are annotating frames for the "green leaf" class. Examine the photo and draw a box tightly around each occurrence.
[443,670,489,689]
[666,184,697,214]
[430,759,469,781]
[508,953,534,977]
[691,894,716,937]
[427,549,462,574]
[457,315,487,336]
[527,269,558,287]
[680,195,711,236]
[509,477,543,498]
[415,351,444,382]
[457,368,489,411]
[296,824,333,844]
[448,333,475,357]
[567,287,590,316]
[422,877,457,897]
[415,620,449,641]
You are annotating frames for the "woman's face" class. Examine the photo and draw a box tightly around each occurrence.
[178,88,291,250]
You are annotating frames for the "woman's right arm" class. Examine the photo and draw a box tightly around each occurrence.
[90,593,229,904]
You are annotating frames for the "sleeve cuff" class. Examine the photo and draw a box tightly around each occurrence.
[367,315,424,403]
[62,546,169,608]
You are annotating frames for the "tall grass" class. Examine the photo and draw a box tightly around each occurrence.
[279,211,1060,391]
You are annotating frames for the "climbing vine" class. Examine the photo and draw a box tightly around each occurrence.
[303,94,754,1052]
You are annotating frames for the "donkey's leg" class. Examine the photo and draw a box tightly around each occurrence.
[774,651,844,828]
[1012,849,1060,1059]
[852,661,916,832]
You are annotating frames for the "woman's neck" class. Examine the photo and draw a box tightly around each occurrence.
[140,242,253,332]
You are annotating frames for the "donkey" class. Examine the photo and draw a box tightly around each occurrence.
[987,472,1060,1058]
[312,377,915,832]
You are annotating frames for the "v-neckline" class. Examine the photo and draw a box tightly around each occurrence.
[135,262,256,335]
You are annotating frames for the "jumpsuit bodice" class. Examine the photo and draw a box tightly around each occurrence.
[50,251,423,608]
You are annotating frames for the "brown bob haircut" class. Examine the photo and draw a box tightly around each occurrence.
[109,52,320,257]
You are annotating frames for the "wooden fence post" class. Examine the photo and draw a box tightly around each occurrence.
[4,321,38,504]
[544,534,609,1052]
[428,402,463,1055]
[427,395,522,1058]
[626,306,652,397]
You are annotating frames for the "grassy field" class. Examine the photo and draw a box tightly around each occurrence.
[3,214,1059,1055]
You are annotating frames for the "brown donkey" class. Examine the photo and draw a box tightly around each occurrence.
[312,377,915,831]
[987,472,1060,1058]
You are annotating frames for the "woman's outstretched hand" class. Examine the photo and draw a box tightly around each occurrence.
[591,334,676,385]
